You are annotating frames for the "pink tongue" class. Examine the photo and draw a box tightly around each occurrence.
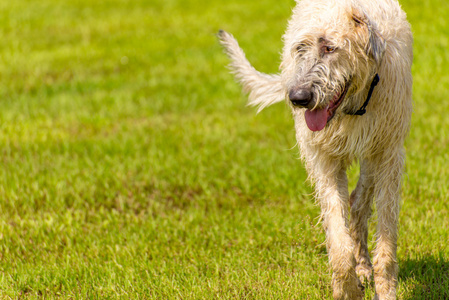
[305,108,328,131]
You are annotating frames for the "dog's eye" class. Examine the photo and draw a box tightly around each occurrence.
[293,44,307,58]
[296,44,306,53]
[325,46,336,53]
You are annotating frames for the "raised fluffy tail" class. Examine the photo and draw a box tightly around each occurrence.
[217,30,285,112]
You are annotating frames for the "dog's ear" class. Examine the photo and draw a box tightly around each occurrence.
[352,13,386,65]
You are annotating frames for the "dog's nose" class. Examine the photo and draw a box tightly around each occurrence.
[289,88,312,107]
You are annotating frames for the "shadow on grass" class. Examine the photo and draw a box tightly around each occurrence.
[399,254,449,299]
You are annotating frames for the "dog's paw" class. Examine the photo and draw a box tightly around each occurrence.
[356,263,373,286]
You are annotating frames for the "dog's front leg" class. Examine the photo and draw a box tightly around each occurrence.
[315,165,364,300]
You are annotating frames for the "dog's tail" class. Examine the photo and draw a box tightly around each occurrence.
[217,30,285,112]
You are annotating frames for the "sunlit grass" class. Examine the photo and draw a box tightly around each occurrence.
[0,0,447,298]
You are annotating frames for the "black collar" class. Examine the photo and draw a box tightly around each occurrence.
[347,73,380,116]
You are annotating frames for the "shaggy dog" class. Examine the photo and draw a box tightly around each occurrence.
[218,0,412,299]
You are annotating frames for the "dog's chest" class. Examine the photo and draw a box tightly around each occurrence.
[293,112,378,160]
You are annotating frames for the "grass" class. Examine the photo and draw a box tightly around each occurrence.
[0,0,447,298]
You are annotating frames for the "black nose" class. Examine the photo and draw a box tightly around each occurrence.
[289,88,312,107]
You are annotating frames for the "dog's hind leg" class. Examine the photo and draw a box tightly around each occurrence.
[349,160,375,285]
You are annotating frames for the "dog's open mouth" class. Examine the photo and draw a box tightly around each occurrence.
[304,83,349,132]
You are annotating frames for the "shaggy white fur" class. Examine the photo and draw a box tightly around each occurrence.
[219,0,412,299]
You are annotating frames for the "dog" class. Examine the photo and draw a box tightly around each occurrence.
[218,0,413,299]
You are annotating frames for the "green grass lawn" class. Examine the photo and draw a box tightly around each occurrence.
[0,0,448,298]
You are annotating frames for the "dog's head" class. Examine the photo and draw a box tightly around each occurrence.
[282,2,386,131]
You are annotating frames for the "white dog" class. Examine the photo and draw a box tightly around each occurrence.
[219,0,413,299]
